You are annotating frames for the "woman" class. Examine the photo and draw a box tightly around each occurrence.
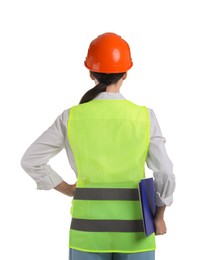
[21,32,175,260]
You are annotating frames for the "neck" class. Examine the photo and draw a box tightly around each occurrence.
[106,84,120,93]
[106,79,123,93]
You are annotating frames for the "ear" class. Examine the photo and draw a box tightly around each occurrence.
[122,72,127,80]
[89,71,95,80]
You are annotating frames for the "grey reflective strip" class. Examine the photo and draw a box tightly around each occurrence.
[71,218,144,232]
[74,188,139,201]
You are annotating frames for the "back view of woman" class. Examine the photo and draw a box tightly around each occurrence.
[21,32,175,260]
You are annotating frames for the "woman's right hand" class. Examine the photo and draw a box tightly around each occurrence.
[154,216,167,235]
[154,206,167,235]
[54,181,76,197]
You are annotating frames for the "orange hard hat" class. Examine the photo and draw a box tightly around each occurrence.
[84,32,133,73]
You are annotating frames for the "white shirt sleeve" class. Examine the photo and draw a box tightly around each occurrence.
[147,109,176,207]
[21,111,69,190]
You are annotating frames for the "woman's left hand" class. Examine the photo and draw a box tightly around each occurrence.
[54,181,76,197]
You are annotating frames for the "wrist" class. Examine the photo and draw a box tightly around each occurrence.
[155,206,166,219]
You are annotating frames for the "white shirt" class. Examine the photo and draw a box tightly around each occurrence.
[21,92,175,206]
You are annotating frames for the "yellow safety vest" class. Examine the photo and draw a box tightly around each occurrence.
[67,99,156,253]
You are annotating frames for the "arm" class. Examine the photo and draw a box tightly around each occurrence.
[146,109,176,234]
[21,110,74,194]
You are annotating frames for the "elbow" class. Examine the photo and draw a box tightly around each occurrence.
[20,155,31,173]
[20,158,27,171]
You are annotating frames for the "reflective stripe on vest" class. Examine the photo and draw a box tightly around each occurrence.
[71,218,144,232]
[67,100,156,253]
[74,187,139,200]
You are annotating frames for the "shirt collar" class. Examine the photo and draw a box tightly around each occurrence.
[94,92,126,100]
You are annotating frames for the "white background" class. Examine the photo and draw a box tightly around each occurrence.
[0,0,220,259]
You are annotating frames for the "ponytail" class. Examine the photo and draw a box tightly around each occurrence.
[79,82,107,104]
[79,72,125,104]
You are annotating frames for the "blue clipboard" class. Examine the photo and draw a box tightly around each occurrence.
[138,178,156,236]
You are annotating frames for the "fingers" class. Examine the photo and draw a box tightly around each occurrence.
[155,229,167,236]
